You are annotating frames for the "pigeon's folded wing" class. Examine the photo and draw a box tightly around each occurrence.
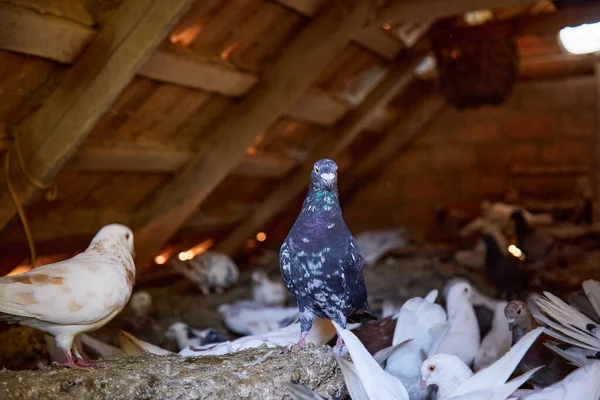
[0,257,127,325]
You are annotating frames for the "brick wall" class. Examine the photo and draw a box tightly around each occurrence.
[342,75,597,238]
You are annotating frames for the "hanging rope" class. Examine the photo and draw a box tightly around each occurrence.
[4,130,57,267]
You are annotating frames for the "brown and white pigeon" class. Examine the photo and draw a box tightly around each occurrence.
[0,224,135,368]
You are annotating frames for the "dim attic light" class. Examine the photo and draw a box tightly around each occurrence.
[256,232,267,242]
[154,254,167,265]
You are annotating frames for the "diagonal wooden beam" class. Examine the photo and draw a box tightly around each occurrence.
[0,0,193,232]
[215,57,424,255]
[339,93,446,203]
[70,144,297,178]
[132,0,379,268]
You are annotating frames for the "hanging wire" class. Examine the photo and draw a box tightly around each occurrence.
[4,130,57,267]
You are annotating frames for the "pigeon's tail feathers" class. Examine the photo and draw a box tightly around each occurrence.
[491,365,544,400]
[582,280,600,320]
[535,292,600,350]
[284,382,326,400]
[347,309,377,324]
[544,341,595,368]
[118,330,172,356]
[335,356,370,400]
[453,327,543,396]
[568,290,600,324]
[524,361,600,400]
[425,289,439,303]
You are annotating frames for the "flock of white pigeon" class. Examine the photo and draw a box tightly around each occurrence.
[1,224,600,400]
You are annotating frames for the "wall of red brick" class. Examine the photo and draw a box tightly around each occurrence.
[342,75,597,238]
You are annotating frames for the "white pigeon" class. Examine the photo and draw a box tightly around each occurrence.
[128,290,152,319]
[473,300,512,372]
[355,228,409,268]
[531,279,600,367]
[165,322,229,351]
[481,201,554,226]
[385,289,450,400]
[520,360,600,399]
[0,224,135,368]
[251,270,288,306]
[422,327,545,400]
[436,280,481,366]
[333,321,410,400]
[218,300,298,335]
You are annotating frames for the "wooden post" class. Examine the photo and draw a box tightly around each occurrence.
[0,0,193,231]
[132,0,379,268]
[216,57,424,255]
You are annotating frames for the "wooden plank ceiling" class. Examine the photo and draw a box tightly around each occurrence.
[0,0,598,273]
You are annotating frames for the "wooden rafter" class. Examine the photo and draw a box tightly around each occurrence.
[216,57,424,255]
[340,93,446,203]
[70,145,298,178]
[132,0,379,268]
[0,0,193,232]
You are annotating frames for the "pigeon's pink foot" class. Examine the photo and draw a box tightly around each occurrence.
[54,352,81,369]
[74,357,95,368]
[332,335,345,356]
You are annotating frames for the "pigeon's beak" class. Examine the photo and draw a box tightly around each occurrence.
[320,173,335,187]
[507,317,515,331]
[420,380,427,390]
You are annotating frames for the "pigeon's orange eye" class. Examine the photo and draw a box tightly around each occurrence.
[428,365,435,372]
[125,233,131,240]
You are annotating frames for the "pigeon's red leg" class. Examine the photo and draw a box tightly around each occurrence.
[297,332,308,350]
[73,357,95,368]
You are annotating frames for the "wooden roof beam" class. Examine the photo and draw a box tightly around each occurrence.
[340,93,446,203]
[216,57,425,255]
[132,0,380,269]
[0,0,193,232]
[70,145,297,178]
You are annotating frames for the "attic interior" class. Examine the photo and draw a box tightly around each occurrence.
[1,0,600,398]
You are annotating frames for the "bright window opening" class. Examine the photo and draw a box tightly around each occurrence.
[559,21,600,54]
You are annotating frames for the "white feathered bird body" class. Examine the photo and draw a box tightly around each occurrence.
[386,291,450,399]
[0,224,135,365]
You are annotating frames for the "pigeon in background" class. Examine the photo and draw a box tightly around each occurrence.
[385,290,450,400]
[280,159,375,354]
[171,251,239,295]
[505,300,572,388]
[251,270,288,306]
[355,228,410,268]
[0,224,135,368]
[217,300,298,336]
[166,322,229,351]
[436,279,480,366]
[511,210,557,267]
[473,300,511,372]
[421,327,545,400]
[480,232,526,298]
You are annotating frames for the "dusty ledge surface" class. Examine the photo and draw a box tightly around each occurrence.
[0,346,345,400]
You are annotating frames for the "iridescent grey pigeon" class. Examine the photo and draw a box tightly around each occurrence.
[280,159,374,353]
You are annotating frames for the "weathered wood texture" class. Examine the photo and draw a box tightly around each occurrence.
[132,0,379,268]
[216,57,423,254]
[0,0,194,231]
